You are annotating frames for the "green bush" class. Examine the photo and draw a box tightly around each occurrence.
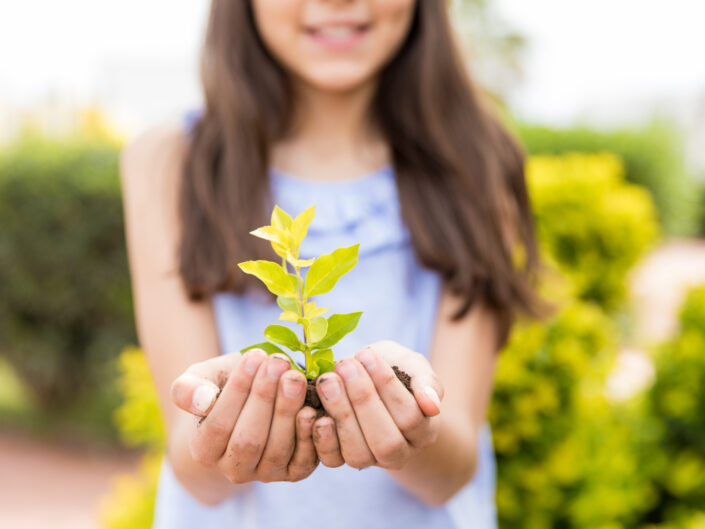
[518,120,702,237]
[491,302,654,528]
[0,135,135,408]
[101,347,164,529]
[528,152,659,309]
[643,286,705,523]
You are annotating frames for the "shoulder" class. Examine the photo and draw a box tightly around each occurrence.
[120,118,188,270]
[120,118,187,196]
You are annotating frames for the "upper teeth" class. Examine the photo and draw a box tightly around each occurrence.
[316,27,357,39]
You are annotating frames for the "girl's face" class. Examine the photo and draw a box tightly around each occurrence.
[251,0,416,93]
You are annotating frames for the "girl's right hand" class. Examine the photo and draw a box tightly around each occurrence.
[170,349,319,484]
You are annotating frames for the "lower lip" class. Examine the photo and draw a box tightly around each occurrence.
[306,27,368,51]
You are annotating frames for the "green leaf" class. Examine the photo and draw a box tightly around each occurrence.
[291,206,315,254]
[314,312,363,349]
[277,296,299,314]
[240,341,286,356]
[250,226,292,247]
[271,205,293,231]
[307,362,320,379]
[278,311,299,322]
[240,342,304,374]
[304,301,328,318]
[239,260,298,297]
[264,324,305,352]
[312,349,334,363]
[304,244,359,298]
[316,359,336,374]
[309,316,328,343]
[286,250,315,268]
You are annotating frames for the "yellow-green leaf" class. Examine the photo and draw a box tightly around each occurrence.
[312,349,334,363]
[271,205,293,231]
[316,359,336,374]
[250,226,293,259]
[304,301,328,318]
[304,244,359,298]
[309,316,328,343]
[314,312,362,349]
[291,206,315,254]
[240,342,303,373]
[286,250,315,268]
[264,324,304,352]
[278,311,299,322]
[277,296,299,315]
[239,260,298,297]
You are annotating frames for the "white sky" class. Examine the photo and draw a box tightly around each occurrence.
[1,0,704,130]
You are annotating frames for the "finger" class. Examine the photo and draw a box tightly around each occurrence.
[368,342,444,417]
[288,407,319,480]
[355,346,430,447]
[317,373,376,469]
[170,352,243,415]
[312,416,344,468]
[257,370,307,480]
[224,354,291,478]
[335,358,410,469]
[190,349,267,465]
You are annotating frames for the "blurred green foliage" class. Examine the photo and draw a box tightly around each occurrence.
[642,286,705,524]
[527,152,659,309]
[101,347,164,529]
[0,135,135,410]
[492,303,655,528]
[518,121,703,237]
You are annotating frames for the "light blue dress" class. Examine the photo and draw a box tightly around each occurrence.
[152,113,498,529]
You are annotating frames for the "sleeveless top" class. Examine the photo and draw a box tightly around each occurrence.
[151,112,498,529]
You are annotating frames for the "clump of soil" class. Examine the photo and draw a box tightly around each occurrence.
[392,365,413,394]
[303,366,412,417]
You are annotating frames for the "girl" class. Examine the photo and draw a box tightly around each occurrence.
[121,1,541,528]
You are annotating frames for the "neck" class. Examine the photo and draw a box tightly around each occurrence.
[290,79,380,148]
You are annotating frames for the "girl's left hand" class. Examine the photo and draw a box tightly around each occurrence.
[312,340,444,470]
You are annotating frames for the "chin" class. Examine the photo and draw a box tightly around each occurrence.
[298,64,378,94]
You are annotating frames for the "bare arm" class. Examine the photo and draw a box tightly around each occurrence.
[121,121,248,505]
[311,284,499,507]
[386,286,498,505]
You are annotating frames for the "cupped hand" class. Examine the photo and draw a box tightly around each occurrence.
[170,349,319,483]
[312,340,444,470]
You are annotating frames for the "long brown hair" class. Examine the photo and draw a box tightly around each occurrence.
[181,1,543,343]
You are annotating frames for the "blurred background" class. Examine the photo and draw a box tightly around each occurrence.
[1,1,704,528]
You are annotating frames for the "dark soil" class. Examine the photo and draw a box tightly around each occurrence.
[392,365,413,394]
[302,366,412,417]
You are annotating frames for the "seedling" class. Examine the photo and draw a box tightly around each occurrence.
[238,205,362,379]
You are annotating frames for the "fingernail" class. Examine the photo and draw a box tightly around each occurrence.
[355,348,376,372]
[336,360,358,382]
[315,424,333,440]
[318,377,341,401]
[267,356,290,380]
[424,386,441,409]
[282,376,304,399]
[244,349,265,375]
[193,385,217,414]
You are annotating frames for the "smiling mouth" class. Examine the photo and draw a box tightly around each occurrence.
[305,23,370,46]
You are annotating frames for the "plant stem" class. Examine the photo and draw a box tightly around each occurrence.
[294,265,312,376]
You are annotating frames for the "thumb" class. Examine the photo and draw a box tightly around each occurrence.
[411,372,444,418]
[170,373,220,417]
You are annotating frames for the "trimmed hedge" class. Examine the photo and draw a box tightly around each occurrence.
[518,121,703,237]
[0,136,135,408]
[528,152,659,309]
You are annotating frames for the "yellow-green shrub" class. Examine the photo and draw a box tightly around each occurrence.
[528,152,659,309]
[643,286,705,522]
[100,347,164,529]
[491,302,653,528]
